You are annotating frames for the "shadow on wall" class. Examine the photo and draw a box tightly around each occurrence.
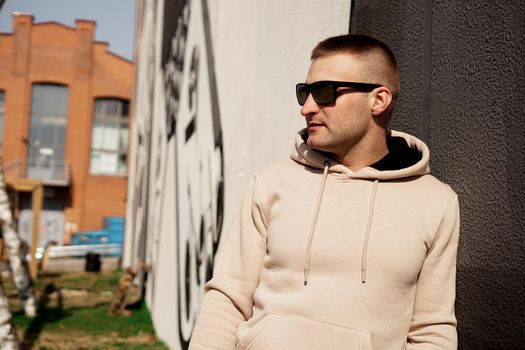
[456,264,525,350]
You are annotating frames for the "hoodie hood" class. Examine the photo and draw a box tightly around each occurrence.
[291,128,430,180]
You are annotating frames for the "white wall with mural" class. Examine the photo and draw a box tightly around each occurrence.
[125,0,351,348]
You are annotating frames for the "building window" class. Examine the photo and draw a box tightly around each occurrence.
[89,98,129,176]
[0,90,4,152]
[27,84,68,180]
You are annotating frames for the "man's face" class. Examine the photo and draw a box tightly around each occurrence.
[301,53,376,160]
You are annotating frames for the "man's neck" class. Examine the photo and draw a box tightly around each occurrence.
[335,131,388,172]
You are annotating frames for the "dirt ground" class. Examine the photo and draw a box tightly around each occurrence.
[18,331,162,350]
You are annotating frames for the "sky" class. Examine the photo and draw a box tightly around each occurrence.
[0,0,136,60]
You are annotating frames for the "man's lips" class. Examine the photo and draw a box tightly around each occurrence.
[308,121,325,131]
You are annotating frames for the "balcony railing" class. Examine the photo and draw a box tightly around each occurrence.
[3,159,72,186]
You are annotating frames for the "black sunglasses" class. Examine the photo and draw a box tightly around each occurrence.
[295,80,382,106]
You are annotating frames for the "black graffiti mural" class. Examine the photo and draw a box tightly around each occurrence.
[163,0,190,140]
[163,0,224,348]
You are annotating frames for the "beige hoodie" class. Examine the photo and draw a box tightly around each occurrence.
[190,130,460,350]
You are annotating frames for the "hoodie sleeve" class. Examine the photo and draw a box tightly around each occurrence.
[406,194,460,350]
[189,174,268,350]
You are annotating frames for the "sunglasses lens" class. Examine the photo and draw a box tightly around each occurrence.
[296,84,309,106]
[311,83,335,104]
[296,82,337,105]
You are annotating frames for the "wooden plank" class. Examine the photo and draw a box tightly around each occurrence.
[29,183,43,279]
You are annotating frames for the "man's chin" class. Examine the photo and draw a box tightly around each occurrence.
[307,138,329,152]
[307,137,338,155]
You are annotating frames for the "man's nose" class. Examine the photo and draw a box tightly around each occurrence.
[300,93,320,117]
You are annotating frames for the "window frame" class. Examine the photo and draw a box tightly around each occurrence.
[89,97,130,176]
[27,83,69,181]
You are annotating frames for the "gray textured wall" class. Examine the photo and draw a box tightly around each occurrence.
[351,1,525,349]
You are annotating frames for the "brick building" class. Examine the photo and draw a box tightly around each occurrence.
[0,13,133,246]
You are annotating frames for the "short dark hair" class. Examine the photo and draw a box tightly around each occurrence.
[311,34,400,97]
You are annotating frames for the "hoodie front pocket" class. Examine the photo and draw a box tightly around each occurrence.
[236,313,372,350]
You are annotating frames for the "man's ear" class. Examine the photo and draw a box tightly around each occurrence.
[370,87,393,117]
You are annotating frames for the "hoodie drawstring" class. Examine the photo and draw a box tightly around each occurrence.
[361,179,379,283]
[302,164,380,286]
[303,161,330,286]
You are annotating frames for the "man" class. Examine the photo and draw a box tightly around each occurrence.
[190,34,460,350]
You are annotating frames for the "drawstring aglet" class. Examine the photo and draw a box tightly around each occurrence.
[304,269,309,286]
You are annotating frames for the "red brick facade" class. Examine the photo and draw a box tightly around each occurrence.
[0,14,134,244]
